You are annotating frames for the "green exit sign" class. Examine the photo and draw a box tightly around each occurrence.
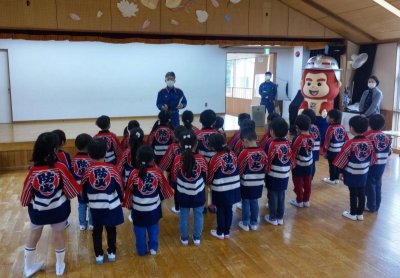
[264,48,270,55]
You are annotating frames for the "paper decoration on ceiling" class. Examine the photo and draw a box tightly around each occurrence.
[196,10,208,23]
[170,19,179,25]
[142,19,151,29]
[211,0,219,8]
[225,14,231,23]
[69,13,80,21]
[117,0,139,17]
[230,0,241,4]
[97,11,103,18]
[141,0,159,10]
[166,0,182,9]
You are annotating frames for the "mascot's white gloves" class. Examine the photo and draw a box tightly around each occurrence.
[321,109,328,118]
[298,108,304,115]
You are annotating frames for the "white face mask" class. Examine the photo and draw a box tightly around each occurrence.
[265,75,271,81]
[368,82,376,89]
[166,80,175,87]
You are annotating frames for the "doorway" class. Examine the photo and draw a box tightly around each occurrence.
[0,49,12,123]
[225,53,276,116]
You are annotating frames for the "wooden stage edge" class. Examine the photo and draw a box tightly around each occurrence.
[0,114,246,171]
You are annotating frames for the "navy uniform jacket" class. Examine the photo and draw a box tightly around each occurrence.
[259,81,277,105]
[333,136,376,188]
[156,87,187,113]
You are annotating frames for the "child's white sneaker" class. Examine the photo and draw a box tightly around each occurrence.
[277,219,284,225]
[290,199,304,208]
[88,225,94,231]
[192,236,201,246]
[357,215,364,221]
[224,234,230,239]
[334,179,340,184]
[171,207,180,215]
[180,237,189,246]
[238,221,249,232]
[95,255,104,264]
[236,202,242,210]
[24,261,45,278]
[210,229,224,240]
[79,225,86,231]
[128,214,133,223]
[107,252,116,262]
[264,215,278,226]
[249,224,258,231]
[55,262,65,276]
[322,178,336,185]
[303,201,310,208]
[265,203,269,209]
[342,211,357,221]
[150,249,157,255]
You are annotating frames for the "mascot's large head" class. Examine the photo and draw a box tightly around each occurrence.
[301,55,341,102]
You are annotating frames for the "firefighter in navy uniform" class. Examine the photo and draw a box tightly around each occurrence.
[156,71,187,128]
[259,71,278,115]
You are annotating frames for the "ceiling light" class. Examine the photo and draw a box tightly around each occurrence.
[373,0,400,18]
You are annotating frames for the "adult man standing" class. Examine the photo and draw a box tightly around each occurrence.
[259,71,278,115]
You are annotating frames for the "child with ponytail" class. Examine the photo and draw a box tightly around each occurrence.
[182,110,199,133]
[147,111,174,164]
[171,130,208,246]
[207,133,241,239]
[123,145,173,256]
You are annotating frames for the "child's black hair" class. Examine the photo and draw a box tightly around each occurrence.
[349,115,369,134]
[179,129,197,178]
[174,125,187,140]
[238,113,251,127]
[136,145,155,180]
[88,138,107,160]
[208,133,230,153]
[96,115,111,130]
[75,133,92,151]
[240,119,256,130]
[200,109,217,129]
[327,109,342,124]
[52,129,66,147]
[369,114,385,131]
[129,127,145,167]
[151,110,172,133]
[240,126,258,141]
[271,118,289,138]
[295,114,311,131]
[182,110,194,130]
[214,116,225,130]
[124,120,140,136]
[267,112,280,123]
[32,132,58,167]
[301,109,316,124]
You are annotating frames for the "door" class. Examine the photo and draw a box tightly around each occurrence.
[0,50,12,123]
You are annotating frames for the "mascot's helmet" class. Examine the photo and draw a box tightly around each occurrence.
[305,55,341,82]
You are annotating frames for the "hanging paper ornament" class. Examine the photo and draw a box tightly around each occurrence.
[224,14,231,23]
[117,0,139,18]
[211,0,219,8]
[69,13,81,21]
[141,0,159,10]
[166,0,182,9]
[170,19,179,25]
[230,0,240,4]
[97,10,103,18]
[142,19,151,29]
[196,10,208,23]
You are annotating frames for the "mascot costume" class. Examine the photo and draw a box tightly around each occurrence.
[298,55,341,145]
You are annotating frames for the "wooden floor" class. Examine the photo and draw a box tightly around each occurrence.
[1,157,400,278]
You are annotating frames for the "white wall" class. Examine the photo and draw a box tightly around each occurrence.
[371,43,397,111]
[0,39,226,121]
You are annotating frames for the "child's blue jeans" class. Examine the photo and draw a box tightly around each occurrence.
[242,199,259,226]
[133,223,159,256]
[179,206,204,241]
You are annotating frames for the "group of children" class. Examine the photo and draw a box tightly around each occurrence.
[20,108,391,277]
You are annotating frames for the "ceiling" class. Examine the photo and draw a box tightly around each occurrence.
[280,0,400,44]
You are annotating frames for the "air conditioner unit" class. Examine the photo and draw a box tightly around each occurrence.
[251,105,265,127]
